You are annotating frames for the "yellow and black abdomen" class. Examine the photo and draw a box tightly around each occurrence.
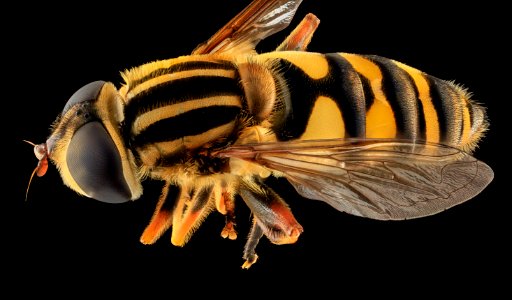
[262,52,488,152]
[120,57,244,167]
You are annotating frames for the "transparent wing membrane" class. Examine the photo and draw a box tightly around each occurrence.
[219,139,494,220]
[192,0,303,54]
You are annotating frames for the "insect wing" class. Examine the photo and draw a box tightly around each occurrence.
[219,139,494,220]
[192,0,303,55]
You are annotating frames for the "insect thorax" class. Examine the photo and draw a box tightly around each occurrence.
[119,56,249,177]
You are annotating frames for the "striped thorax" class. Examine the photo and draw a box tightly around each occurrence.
[120,57,245,177]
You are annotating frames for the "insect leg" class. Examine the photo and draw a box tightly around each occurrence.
[275,13,320,51]
[242,218,264,269]
[140,182,179,244]
[220,190,238,240]
[239,182,303,263]
[171,184,215,246]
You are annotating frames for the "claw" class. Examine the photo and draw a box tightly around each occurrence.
[221,219,237,240]
[216,183,238,240]
[242,254,258,269]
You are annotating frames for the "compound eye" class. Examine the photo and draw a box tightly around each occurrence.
[66,122,131,203]
[62,81,106,114]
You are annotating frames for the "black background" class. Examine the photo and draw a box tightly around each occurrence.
[6,0,508,294]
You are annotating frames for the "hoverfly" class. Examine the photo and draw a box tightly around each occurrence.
[26,0,493,269]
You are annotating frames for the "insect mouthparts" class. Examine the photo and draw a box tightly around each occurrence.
[23,140,49,201]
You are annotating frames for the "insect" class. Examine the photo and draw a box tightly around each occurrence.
[27,0,493,269]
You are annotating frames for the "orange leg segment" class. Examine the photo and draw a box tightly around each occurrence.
[276,13,320,51]
[140,183,179,245]
[220,190,238,240]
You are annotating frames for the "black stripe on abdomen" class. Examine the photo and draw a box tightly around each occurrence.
[365,55,420,140]
[360,74,375,111]
[325,54,366,138]
[425,75,459,144]
[272,55,366,140]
